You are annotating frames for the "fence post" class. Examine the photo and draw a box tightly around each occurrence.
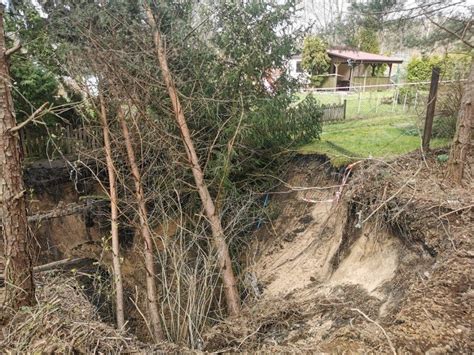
[357,91,362,114]
[422,67,440,150]
[392,88,398,112]
[343,99,347,120]
[414,90,418,112]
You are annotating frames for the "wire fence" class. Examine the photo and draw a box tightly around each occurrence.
[300,80,463,164]
[311,80,462,122]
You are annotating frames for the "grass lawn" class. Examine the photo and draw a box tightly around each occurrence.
[299,115,450,167]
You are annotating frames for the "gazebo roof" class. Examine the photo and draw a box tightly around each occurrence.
[327,49,403,64]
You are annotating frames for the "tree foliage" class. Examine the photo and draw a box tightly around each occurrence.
[301,36,330,86]
[406,54,471,82]
[5,3,77,127]
[353,27,380,53]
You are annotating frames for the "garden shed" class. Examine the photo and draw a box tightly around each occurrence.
[327,49,403,90]
[288,49,403,90]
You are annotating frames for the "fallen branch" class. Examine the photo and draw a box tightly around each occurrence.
[351,308,396,355]
[27,201,102,223]
[438,203,474,219]
[33,257,95,273]
[0,257,95,287]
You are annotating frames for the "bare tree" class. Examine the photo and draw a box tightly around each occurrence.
[0,4,35,310]
[99,93,125,329]
[447,61,473,183]
[118,105,164,340]
[144,4,241,316]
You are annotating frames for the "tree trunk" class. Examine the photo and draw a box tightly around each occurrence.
[144,5,241,317]
[118,107,164,341]
[447,61,473,183]
[0,4,35,309]
[99,94,125,330]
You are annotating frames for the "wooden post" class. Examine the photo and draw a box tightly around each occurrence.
[349,65,353,89]
[422,67,440,150]
[363,65,368,92]
[343,99,347,120]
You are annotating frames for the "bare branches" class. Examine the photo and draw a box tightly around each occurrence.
[422,11,473,48]
[8,102,49,133]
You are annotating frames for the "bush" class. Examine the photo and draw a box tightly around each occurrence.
[243,94,323,153]
[406,54,471,83]
[432,116,457,139]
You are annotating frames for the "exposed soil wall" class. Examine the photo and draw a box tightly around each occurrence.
[23,160,104,264]
[205,150,473,353]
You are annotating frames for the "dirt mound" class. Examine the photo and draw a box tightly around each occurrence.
[204,151,473,353]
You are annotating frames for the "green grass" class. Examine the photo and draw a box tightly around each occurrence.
[300,115,450,167]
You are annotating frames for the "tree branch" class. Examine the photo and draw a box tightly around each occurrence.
[8,102,49,133]
[5,39,21,58]
[423,12,473,49]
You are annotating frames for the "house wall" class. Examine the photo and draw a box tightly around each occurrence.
[287,57,309,84]
[288,57,304,79]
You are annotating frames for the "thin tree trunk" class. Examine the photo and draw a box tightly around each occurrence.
[0,4,35,309]
[118,107,164,341]
[447,61,473,183]
[144,4,241,316]
[99,94,125,329]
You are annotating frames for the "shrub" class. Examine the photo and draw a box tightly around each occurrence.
[432,116,457,139]
[243,94,323,153]
[406,54,471,83]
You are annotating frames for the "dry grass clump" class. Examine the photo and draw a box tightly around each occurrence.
[0,274,176,353]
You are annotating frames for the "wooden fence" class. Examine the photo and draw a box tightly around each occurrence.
[321,100,346,123]
[20,125,101,160]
